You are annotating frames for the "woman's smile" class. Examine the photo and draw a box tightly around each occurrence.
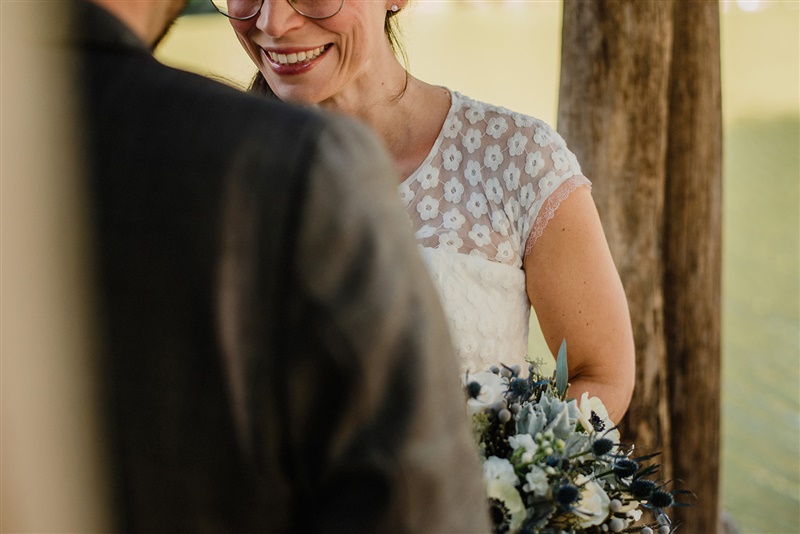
[260,44,331,75]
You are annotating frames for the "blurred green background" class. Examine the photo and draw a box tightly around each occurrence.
[158,1,799,532]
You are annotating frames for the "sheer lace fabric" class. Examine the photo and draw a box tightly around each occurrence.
[399,90,590,373]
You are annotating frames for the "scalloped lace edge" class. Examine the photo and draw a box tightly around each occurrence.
[524,176,592,256]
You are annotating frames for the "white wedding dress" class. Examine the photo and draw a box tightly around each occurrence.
[399,90,590,374]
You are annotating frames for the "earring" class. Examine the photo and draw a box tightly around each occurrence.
[390,5,399,12]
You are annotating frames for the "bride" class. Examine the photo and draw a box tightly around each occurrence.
[212,0,635,420]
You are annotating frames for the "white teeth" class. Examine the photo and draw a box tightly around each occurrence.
[268,46,325,65]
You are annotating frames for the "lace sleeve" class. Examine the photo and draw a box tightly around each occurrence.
[514,121,591,257]
[524,176,591,255]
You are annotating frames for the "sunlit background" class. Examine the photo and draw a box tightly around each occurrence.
[157,1,800,532]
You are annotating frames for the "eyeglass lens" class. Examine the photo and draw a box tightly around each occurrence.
[210,0,344,20]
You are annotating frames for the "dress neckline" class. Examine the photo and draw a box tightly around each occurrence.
[399,87,457,188]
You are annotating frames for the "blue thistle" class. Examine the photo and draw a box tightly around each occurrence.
[630,479,657,499]
[613,458,639,478]
[650,490,674,509]
[592,438,614,457]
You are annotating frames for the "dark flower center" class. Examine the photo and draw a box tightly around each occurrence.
[466,381,482,400]
[590,411,605,432]
[487,498,511,533]
[556,484,580,506]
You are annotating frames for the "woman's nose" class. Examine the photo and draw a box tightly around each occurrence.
[255,0,305,38]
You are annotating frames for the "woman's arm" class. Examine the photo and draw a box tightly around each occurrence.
[524,186,635,422]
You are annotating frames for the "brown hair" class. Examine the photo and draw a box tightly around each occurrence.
[250,6,408,99]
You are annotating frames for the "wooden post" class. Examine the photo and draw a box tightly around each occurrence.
[558,0,723,531]
[664,1,723,531]
[557,0,675,475]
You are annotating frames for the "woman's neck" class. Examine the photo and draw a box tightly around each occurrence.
[318,63,451,181]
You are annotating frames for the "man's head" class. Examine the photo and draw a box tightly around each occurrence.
[89,0,188,46]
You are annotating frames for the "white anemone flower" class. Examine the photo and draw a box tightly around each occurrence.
[575,474,611,527]
[577,392,620,443]
[482,457,525,530]
[463,371,506,415]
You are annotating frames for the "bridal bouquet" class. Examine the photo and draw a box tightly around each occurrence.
[464,342,688,534]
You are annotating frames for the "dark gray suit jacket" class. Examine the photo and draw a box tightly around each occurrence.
[70,1,489,532]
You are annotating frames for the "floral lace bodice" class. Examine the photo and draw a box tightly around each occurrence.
[399,90,590,373]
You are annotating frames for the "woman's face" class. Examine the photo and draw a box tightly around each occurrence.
[231,0,396,105]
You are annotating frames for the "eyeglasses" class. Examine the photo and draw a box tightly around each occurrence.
[210,0,345,20]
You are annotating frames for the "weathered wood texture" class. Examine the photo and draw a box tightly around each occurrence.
[664,2,723,531]
[558,0,675,471]
[558,0,722,531]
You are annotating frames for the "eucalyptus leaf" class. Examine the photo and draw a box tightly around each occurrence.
[555,339,568,398]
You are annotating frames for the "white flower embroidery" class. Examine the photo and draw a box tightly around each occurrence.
[539,170,559,197]
[503,161,521,191]
[398,181,414,207]
[568,150,582,173]
[504,196,521,222]
[466,192,489,218]
[464,160,482,186]
[507,131,528,156]
[442,144,463,172]
[519,183,536,209]
[485,177,503,204]
[442,207,466,230]
[439,230,463,253]
[484,145,504,172]
[452,307,468,331]
[551,148,570,171]
[486,116,509,139]
[478,315,493,335]
[519,216,531,243]
[491,210,510,236]
[470,248,488,259]
[443,115,463,139]
[414,225,436,239]
[443,176,464,203]
[417,164,440,190]
[443,276,460,300]
[513,113,535,128]
[533,125,554,147]
[495,241,514,262]
[524,151,545,177]
[479,266,496,284]
[465,106,485,125]
[462,128,482,154]
[469,223,491,247]
[416,195,439,221]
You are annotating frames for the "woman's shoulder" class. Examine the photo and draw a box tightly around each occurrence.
[443,89,581,175]
[448,90,552,134]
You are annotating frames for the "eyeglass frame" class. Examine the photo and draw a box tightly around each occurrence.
[209,0,345,21]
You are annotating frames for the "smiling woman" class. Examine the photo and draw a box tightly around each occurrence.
[221,0,636,424]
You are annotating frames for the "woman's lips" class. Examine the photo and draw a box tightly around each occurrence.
[261,44,330,75]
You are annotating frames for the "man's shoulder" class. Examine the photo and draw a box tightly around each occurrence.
[149,63,327,132]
